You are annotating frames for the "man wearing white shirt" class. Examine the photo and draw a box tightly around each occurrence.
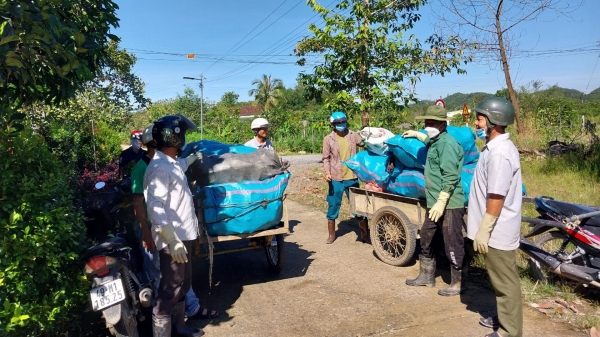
[144,114,203,337]
[245,117,274,150]
[467,97,523,337]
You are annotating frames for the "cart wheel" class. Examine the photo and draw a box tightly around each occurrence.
[264,234,285,273]
[370,206,417,266]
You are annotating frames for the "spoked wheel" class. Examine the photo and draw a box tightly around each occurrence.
[529,231,583,284]
[370,206,417,266]
[264,234,285,273]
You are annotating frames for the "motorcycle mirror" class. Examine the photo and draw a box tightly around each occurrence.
[95,181,106,190]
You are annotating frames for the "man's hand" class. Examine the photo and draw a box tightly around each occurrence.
[473,213,498,254]
[402,130,427,143]
[184,151,202,166]
[159,225,188,263]
[387,160,395,174]
[325,173,332,182]
[141,226,156,252]
[428,191,450,222]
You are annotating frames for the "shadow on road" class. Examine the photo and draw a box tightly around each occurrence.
[188,234,315,330]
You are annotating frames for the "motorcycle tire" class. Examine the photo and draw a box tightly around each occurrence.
[107,302,139,337]
[529,231,581,284]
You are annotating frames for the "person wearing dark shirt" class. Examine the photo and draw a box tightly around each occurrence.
[118,129,146,179]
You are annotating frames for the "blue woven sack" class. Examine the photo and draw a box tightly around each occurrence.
[384,134,427,169]
[385,169,426,199]
[201,173,291,236]
[461,162,477,204]
[343,151,390,185]
[181,140,256,158]
[446,126,479,164]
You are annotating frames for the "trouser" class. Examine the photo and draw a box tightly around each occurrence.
[153,240,193,318]
[326,179,359,220]
[419,208,467,269]
[485,247,523,337]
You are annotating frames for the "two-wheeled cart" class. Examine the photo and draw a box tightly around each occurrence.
[194,199,289,273]
[349,187,426,266]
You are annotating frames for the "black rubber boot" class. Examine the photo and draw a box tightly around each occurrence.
[438,267,468,296]
[326,220,336,244]
[152,315,171,337]
[358,219,371,244]
[406,255,436,287]
[172,301,204,337]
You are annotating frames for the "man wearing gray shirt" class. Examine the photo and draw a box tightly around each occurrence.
[467,97,523,337]
[145,115,203,337]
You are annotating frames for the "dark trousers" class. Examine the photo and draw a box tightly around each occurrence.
[153,240,193,318]
[420,208,467,269]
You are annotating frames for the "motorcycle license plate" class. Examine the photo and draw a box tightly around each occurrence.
[90,279,126,311]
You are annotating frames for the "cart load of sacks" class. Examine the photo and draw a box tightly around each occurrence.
[181,140,290,236]
[346,126,526,203]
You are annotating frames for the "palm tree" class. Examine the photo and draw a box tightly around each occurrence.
[248,74,285,111]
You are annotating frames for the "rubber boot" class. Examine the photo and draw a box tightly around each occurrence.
[326,220,336,244]
[152,315,171,337]
[405,255,436,287]
[438,267,468,296]
[358,219,370,244]
[172,301,204,337]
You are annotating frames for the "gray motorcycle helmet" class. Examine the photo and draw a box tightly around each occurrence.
[473,97,515,127]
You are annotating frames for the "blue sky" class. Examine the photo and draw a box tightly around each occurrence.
[115,0,600,105]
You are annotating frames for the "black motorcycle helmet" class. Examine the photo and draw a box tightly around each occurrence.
[152,114,197,149]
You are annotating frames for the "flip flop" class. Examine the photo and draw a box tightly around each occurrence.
[484,331,502,337]
[479,316,500,329]
[187,306,220,320]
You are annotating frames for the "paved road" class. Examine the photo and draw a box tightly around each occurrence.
[186,200,585,337]
[281,154,322,167]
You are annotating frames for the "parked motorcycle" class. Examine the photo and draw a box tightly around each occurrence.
[79,179,154,337]
[520,196,600,288]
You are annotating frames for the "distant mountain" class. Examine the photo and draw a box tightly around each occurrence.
[442,92,492,111]
[586,87,600,101]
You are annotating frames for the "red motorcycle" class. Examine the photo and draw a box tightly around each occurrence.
[520,196,600,288]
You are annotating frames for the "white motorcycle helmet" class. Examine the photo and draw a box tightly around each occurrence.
[251,118,270,131]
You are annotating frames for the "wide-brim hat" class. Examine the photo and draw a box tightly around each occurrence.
[415,105,449,121]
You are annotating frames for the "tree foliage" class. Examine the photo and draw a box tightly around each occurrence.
[0,0,120,112]
[295,0,470,127]
[248,74,285,111]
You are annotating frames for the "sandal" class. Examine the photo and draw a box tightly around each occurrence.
[479,316,500,329]
[484,332,502,337]
[187,306,220,320]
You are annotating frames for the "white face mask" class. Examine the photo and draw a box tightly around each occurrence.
[424,127,440,139]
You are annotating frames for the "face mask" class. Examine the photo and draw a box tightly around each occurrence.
[424,127,440,139]
[476,128,487,140]
[335,123,347,132]
[131,139,141,150]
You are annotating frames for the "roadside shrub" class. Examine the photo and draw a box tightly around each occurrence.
[0,131,88,336]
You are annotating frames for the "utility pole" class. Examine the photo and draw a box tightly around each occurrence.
[183,74,204,139]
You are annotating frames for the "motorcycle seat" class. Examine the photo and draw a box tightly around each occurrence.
[80,236,128,262]
[545,199,600,235]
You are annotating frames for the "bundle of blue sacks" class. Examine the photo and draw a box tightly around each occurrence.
[344,126,526,203]
[182,140,290,236]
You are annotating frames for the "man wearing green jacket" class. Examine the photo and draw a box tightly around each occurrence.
[404,105,468,296]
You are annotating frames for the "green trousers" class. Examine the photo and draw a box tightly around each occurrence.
[484,247,523,337]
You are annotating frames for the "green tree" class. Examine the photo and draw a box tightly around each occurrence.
[248,74,285,111]
[0,0,120,113]
[295,0,470,127]
[221,91,239,107]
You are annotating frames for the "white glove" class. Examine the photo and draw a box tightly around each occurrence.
[402,130,427,142]
[428,191,450,222]
[159,225,188,263]
[184,151,201,166]
[473,213,498,254]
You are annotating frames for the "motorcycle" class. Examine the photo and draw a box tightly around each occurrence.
[79,178,154,337]
[520,196,600,288]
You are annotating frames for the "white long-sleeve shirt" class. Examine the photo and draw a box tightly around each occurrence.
[144,150,199,250]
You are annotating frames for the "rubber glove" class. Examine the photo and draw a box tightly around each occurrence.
[428,191,450,222]
[473,213,499,254]
[159,225,188,263]
[402,130,427,143]
[184,151,201,166]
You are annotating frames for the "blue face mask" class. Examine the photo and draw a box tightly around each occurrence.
[335,123,347,132]
[476,128,487,140]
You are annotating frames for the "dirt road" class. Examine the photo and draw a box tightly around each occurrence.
[187,198,585,337]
